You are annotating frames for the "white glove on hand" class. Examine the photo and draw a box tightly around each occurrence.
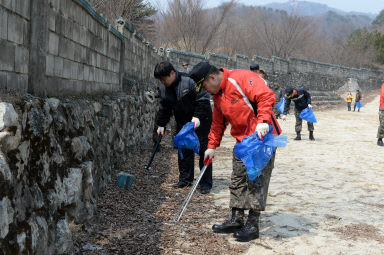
[256,123,269,139]
[204,148,215,160]
[282,115,287,121]
[157,126,165,136]
[191,117,200,129]
[308,104,312,109]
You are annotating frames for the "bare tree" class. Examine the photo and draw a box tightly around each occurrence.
[154,0,235,54]
[254,10,315,58]
[88,0,156,35]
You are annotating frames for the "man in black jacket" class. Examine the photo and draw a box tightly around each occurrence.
[154,61,213,194]
[282,86,315,141]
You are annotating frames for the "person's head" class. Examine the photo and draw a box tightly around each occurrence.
[250,64,259,72]
[189,62,222,94]
[273,83,279,89]
[182,62,189,70]
[356,89,360,93]
[154,61,177,87]
[285,86,297,98]
[259,70,267,79]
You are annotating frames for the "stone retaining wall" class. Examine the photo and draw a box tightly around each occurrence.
[0,90,157,254]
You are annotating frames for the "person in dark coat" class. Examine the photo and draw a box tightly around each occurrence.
[282,86,315,141]
[154,61,213,194]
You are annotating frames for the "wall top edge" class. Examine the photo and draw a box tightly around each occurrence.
[167,48,206,59]
[272,56,289,63]
[289,57,384,74]
[252,56,274,63]
[74,0,124,40]
[209,52,232,61]
[236,54,249,60]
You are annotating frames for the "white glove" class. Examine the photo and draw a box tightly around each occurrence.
[191,117,200,129]
[308,104,312,109]
[256,123,269,139]
[204,148,215,161]
[157,126,165,136]
[282,115,287,121]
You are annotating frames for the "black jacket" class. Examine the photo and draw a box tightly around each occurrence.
[156,72,212,127]
[283,87,311,114]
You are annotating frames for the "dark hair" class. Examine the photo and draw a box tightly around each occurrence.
[154,61,176,79]
[207,65,220,76]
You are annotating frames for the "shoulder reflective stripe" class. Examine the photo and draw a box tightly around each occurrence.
[228,78,254,112]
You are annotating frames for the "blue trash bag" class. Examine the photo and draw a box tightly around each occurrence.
[299,107,317,123]
[173,122,200,160]
[276,98,285,114]
[356,101,362,109]
[234,126,287,181]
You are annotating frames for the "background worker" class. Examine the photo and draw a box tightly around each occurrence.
[354,89,362,112]
[346,92,353,111]
[154,61,213,194]
[377,83,384,146]
[271,83,283,118]
[282,86,315,141]
[182,62,192,73]
[189,62,281,242]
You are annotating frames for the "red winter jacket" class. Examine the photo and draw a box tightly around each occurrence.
[380,83,384,110]
[208,69,281,149]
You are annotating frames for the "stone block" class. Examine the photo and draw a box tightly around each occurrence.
[48,31,59,55]
[54,56,63,77]
[15,46,29,73]
[0,102,19,131]
[116,172,134,189]
[62,58,72,79]
[77,63,84,81]
[0,197,14,238]
[48,9,56,31]
[0,6,7,40]
[45,54,55,76]
[55,219,73,254]
[0,0,12,10]
[7,12,24,44]
[14,0,30,20]
[0,71,6,89]
[0,40,14,71]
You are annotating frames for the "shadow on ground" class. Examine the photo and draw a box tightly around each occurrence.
[261,212,318,240]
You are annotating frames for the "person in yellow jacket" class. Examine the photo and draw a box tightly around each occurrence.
[346,92,353,111]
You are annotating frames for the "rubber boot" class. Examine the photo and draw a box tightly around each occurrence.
[233,210,260,242]
[378,138,384,147]
[294,132,301,140]
[309,131,315,141]
[212,208,244,233]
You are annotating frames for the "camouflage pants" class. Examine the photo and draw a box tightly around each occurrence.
[377,110,384,139]
[273,105,281,118]
[229,151,275,210]
[295,108,314,133]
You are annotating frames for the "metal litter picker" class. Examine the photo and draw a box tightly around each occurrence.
[173,157,213,222]
[145,134,163,170]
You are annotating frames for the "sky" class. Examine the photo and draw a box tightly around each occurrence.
[149,0,382,14]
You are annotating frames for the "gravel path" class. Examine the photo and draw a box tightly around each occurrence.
[73,91,384,255]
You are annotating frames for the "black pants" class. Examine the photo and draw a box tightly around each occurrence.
[177,117,212,188]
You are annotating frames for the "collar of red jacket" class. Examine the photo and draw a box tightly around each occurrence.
[220,68,230,91]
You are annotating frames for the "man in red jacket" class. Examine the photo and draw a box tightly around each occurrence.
[189,62,281,242]
[377,83,384,146]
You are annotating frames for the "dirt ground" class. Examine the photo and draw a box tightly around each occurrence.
[73,90,384,255]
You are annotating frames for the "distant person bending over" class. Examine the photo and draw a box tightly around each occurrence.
[346,92,353,111]
[377,83,384,146]
[353,89,362,112]
[154,61,213,194]
[282,87,315,141]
